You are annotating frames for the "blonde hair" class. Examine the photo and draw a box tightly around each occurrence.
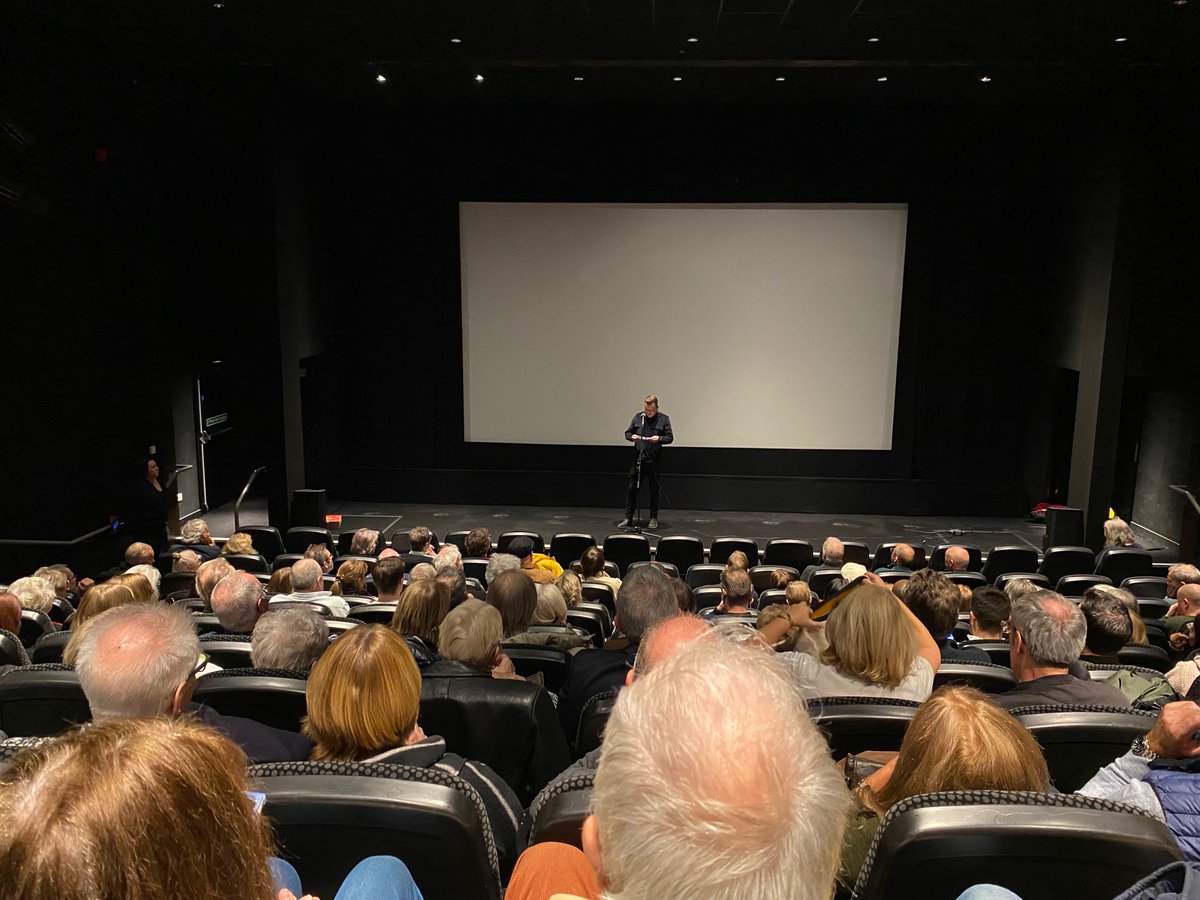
[725,550,750,571]
[222,532,256,556]
[784,581,812,606]
[0,717,277,900]
[820,584,917,689]
[110,572,153,605]
[862,686,1049,814]
[70,583,140,631]
[438,598,503,670]
[390,579,449,644]
[303,624,422,761]
[335,559,370,596]
[644,394,658,406]
[556,571,583,608]
[33,567,68,596]
[1103,517,1137,548]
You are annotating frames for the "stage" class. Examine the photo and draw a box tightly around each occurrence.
[204,498,1075,556]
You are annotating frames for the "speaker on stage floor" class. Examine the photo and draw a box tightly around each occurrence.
[291,489,327,527]
[1044,506,1085,549]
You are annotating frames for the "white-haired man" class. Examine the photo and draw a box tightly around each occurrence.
[434,544,463,574]
[74,603,312,763]
[195,556,234,612]
[251,607,329,671]
[802,536,845,582]
[210,572,271,634]
[169,518,220,562]
[569,638,849,899]
[269,558,349,618]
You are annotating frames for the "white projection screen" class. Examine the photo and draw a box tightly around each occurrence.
[460,202,908,450]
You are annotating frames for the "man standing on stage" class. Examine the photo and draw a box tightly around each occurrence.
[619,394,673,530]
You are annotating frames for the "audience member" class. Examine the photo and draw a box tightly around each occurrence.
[763,581,941,701]
[465,526,492,558]
[533,583,570,626]
[408,562,437,582]
[703,566,754,619]
[377,547,399,561]
[1167,583,1200,619]
[251,607,328,671]
[1004,577,1043,602]
[436,598,521,680]
[0,592,21,637]
[171,518,221,561]
[1168,564,1200,600]
[32,566,70,601]
[73,603,312,762]
[994,590,1130,710]
[400,525,437,569]
[68,582,140,632]
[490,569,590,650]
[967,586,1010,641]
[270,558,349,618]
[304,543,335,574]
[211,572,270,634]
[195,556,234,611]
[48,563,91,604]
[570,638,849,900]
[769,567,795,590]
[374,556,405,602]
[672,578,695,613]
[7,575,56,615]
[557,570,583,609]
[876,543,916,574]
[1080,587,1135,663]
[390,577,449,666]
[904,570,989,662]
[802,536,845,580]
[221,531,257,556]
[725,550,750,570]
[436,567,469,609]
[841,687,1050,883]
[334,558,371,597]
[1107,586,1149,646]
[955,582,973,612]
[757,603,801,652]
[1102,516,1142,550]
[172,548,201,573]
[1080,700,1200,861]
[301,623,522,871]
[508,536,564,584]
[891,579,910,601]
[0,717,417,900]
[785,580,813,606]
[266,566,292,595]
[124,563,161,602]
[579,545,622,596]
[349,527,382,556]
[943,545,971,572]
[434,543,463,574]
[557,565,679,733]
[98,541,154,581]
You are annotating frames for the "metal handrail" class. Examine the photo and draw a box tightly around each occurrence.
[1170,484,1200,518]
[233,466,267,531]
[0,524,114,546]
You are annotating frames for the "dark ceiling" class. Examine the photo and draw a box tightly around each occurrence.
[3,0,1199,104]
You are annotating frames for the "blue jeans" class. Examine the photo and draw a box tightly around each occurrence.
[270,856,425,900]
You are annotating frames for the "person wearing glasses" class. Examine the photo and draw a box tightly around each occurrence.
[73,602,313,763]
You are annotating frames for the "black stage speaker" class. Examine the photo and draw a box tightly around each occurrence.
[291,489,327,527]
[1045,506,1085,549]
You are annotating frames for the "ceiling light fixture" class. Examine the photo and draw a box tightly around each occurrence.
[375,73,387,84]
[450,37,462,43]
[775,76,786,81]
[672,76,683,81]
[867,36,880,42]
[1114,36,1128,42]
[980,75,992,82]
[877,76,888,82]
[687,37,700,43]
[574,76,584,81]
[474,74,485,83]
[212,2,224,7]
[1174,0,1188,6]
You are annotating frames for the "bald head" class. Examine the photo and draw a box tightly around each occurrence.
[891,543,915,567]
[195,557,234,607]
[821,537,844,566]
[0,592,20,635]
[632,615,711,680]
[944,546,970,572]
[290,558,323,592]
[123,542,155,567]
[210,572,266,633]
[1176,583,1200,617]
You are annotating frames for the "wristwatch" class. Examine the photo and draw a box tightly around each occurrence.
[1131,735,1159,762]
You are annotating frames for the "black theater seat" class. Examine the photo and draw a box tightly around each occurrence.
[197,633,254,668]
[603,534,651,575]
[529,770,594,850]
[18,609,54,649]
[1009,704,1158,792]
[932,662,1018,693]
[806,697,920,760]
[574,689,618,757]
[1038,546,1094,586]
[192,667,309,732]
[29,630,70,664]
[653,535,704,574]
[981,546,1040,583]
[709,537,759,567]
[765,538,817,571]
[0,664,90,737]
[549,533,595,567]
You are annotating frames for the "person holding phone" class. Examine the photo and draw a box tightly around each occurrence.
[618,394,673,530]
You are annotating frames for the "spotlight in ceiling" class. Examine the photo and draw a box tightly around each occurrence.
[574,76,584,81]
[867,36,880,42]
[1174,0,1188,6]
[375,73,387,84]
[876,76,888,82]
[1114,36,1129,42]
[474,73,485,83]
[980,75,993,82]
[672,76,683,81]
[450,37,462,43]
[212,2,224,7]
[775,76,786,81]
[687,37,700,43]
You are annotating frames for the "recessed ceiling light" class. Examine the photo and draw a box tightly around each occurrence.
[574,76,584,81]
[212,2,224,7]
[687,37,700,43]
[672,76,683,82]
[450,37,462,44]
[375,73,387,84]
[1114,36,1128,42]
[980,75,992,82]
[867,36,880,43]
[775,76,786,81]
[1174,0,1187,6]
[876,76,888,82]
[474,74,485,83]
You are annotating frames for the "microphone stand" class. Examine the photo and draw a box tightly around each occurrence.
[626,440,649,534]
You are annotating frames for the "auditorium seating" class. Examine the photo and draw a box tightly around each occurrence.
[462,558,489,586]
[968,640,1012,665]
[1009,704,1158,792]
[1056,574,1112,596]
[29,629,69,664]
[240,525,286,561]
[1122,575,1170,598]
[0,664,89,737]
[750,565,800,592]
[196,634,254,668]
[580,581,616,614]
[563,610,607,646]
[871,542,927,572]
[1115,643,1172,673]
[1138,598,1171,620]
[932,662,1018,693]
[807,697,920,759]
[334,554,377,575]
[192,668,309,732]
[574,689,618,756]
[575,601,613,635]
[851,790,1182,900]
[249,760,502,900]
[981,546,1040,583]
[496,531,545,555]
[1095,548,1155,583]
[18,609,54,649]
[758,588,787,607]
[444,530,472,553]
[160,571,197,597]
[391,529,439,552]
[343,602,395,625]
[529,771,593,849]
[502,646,571,694]
[807,568,844,597]
[1038,546,1094,585]
[994,572,1050,590]
[841,540,872,567]
[693,585,723,610]
[548,533,595,567]
[174,598,206,612]
[603,534,652,575]
[0,629,28,667]
[764,538,816,571]
[190,614,226,636]
[929,544,982,572]
[222,552,269,575]
[626,559,679,578]
[685,563,724,589]
[569,559,620,578]
[709,537,759,566]
[285,526,336,555]
[945,571,988,590]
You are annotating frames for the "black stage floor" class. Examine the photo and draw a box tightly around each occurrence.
[206,498,1086,555]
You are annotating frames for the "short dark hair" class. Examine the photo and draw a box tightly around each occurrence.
[1080,591,1133,656]
[616,566,678,640]
[580,546,606,578]
[672,579,695,614]
[720,567,752,604]
[464,528,491,558]
[970,586,1011,633]
[904,570,960,640]
[408,526,432,552]
[373,558,405,596]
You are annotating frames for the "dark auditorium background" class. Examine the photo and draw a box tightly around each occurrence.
[1,1,1198,562]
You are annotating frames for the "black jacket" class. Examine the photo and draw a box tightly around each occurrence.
[187,702,314,764]
[625,412,673,463]
[557,643,638,737]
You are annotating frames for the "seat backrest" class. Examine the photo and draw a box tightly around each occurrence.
[325,618,363,636]
[193,668,309,732]
[249,761,501,900]
[693,585,723,610]
[871,542,928,572]
[1056,574,1113,597]
[273,553,304,572]
[981,547,1040,583]
[240,525,286,561]
[945,571,988,590]
[1038,546,1095,583]
[806,697,921,759]
[685,564,724,590]
[30,629,71,664]
[502,646,572,695]
[173,598,206,612]
[840,541,871,567]
[1096,548,1156,583]
[1009,705,1159,792]
[579,581,616,615]
[853,790,1182,900]
[1137,598,1171,620]
[0,664,90,737]
[0,628,29,667]
[225,553,271,575]
[764,538,816,571]
[334,556,378,577]
[419,673,569,804]
[390,529,440,553]
[548,533,596,567]
[709,537,759,567]
[160,571,197,596]
[653,535,704,573]
[757,588,788,607]
[574,690,618,757]
[284,527,336,555]
[994,572,1050,591]
[967,640,1013,666]
[1122,576,1170,598]
[197,639,255,669]
[442,530,471,552]
[1116,643,1173,673]
[462,558,489,587]
[929,544,983,572]
[932,662,1019,694]
[18,609,55,649]
[806,567,844,597]
[529,771,595,850]
[342,603,395,626]
[564,610,606,647]
[602,534,652,576]
[749,565,800,593]
[191,613,228,636]
[497,531,545,555]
